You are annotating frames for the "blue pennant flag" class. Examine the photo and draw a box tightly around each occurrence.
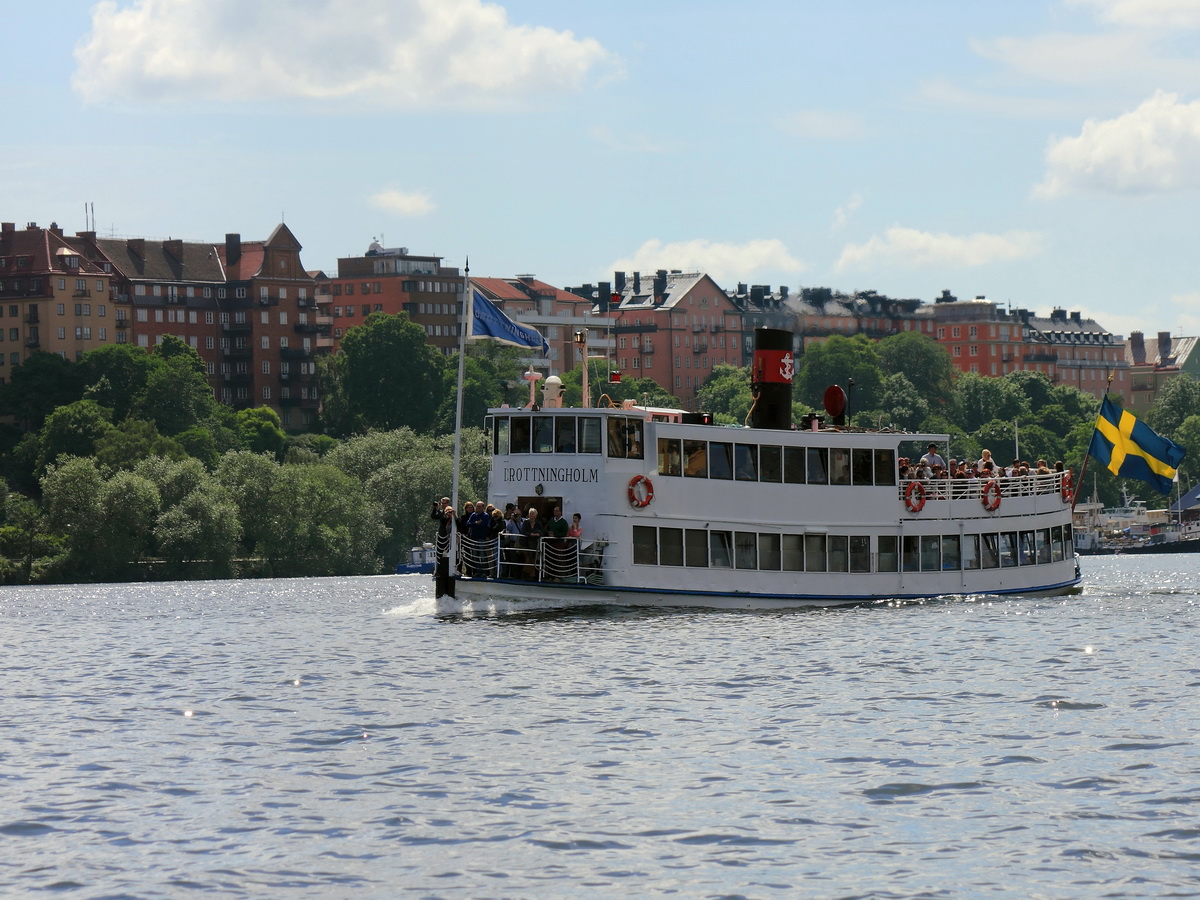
[1088,396,1185,495]
[470,289,549,354]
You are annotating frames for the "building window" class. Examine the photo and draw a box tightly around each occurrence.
[262,386,271,400]
[262,361,271,374]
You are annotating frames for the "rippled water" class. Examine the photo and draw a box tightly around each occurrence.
[1,556,1199,898]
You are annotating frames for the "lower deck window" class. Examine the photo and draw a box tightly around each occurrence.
[629,525,1074,577]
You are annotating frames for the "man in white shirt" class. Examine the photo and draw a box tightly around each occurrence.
[920,442,946,471]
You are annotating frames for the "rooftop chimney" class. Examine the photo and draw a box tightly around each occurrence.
[1158,331,1172,363]
[127,238,145,258]
[653,269,667,298]
[632,271,641,294]
[1070,311,1082,323]
[1130,331,1146,365]
[164,239,183,262]
[614,271,626,293]
[226,233,242,266]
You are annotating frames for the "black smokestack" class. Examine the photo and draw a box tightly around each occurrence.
[750,328,794,430]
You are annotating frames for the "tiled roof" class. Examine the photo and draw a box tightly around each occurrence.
[1,225,106,275]
[93,237,225,283]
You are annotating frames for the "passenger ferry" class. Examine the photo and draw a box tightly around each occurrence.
[448,330,1081,610]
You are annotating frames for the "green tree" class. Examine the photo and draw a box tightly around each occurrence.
[136,339,218,435]
[41,456,105,579]
[36,400,115,474]
[437,354,505,433]
[338,312,447,433]
[133,456,210,510]
[173,425,221,469]
[952,372,1031,434]
[93,418,188,473]
[256,464,386,576]
[1015,423,1064,466]
[235,407,287,457]
[697,364,753,424]
[1171,415,1200,483]
[94,471,161,580]
[78,344,155,421]
[878,332,954,411]
[1147,374,1200,437]
[154,482,242,579]
[215,451,281,558]
[0,494,63,583]
[878,373,929,431]
[0,352,83,429]
[1005,370,1055,417]
[364,455,456,563]
[796,335,883,411]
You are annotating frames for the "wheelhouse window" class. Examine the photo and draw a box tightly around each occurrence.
[709,442,733,480]
[533,416,554,452]
[658,437,682,476]
[555,417,577,453]
[510,416,532,454]
[734,444,757,481]
[684,440,707,477]
[807,448,828,484]
[760,446,782,482]
[607,416,645,460]
[579,417,602,453]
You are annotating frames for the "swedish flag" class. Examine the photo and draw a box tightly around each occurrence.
[1088,396,1185,495]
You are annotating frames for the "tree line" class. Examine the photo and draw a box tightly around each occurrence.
[2,313,1196,583]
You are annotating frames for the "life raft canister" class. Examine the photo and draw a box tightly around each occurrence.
[904,480,926,512]
[981,479,1002,511]
[1061,470,1073,504]
[628,474,654,508]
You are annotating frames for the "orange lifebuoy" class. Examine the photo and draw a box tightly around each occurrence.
[628,474,654,508]
[982,479,1002,511]
[904,480,926,512]
[1061,470,1073,503]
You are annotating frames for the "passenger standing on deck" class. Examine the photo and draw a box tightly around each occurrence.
[434,505,455,597]
[545,506,569,582]
[521,507,547,579]
[465,501,490,575]
[501,508,523,578]
[920,442,945,471]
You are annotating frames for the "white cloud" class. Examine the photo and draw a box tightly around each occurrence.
[1067,0,1200,29]
[370,189,435,216]
[73,0,614,106]
[610,239,806,285]
[836,227,1043,272]
[831,193,864,231]
[778,109,864,141]
[970,31,1164,87]
[1036,91,1200,195]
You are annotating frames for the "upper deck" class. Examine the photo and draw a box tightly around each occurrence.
[485,404,1070,529]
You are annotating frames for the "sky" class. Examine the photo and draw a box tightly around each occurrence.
[4,0,1200,338]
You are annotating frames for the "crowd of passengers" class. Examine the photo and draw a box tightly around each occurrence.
[430,497,583,581]
[901,443,1066,482]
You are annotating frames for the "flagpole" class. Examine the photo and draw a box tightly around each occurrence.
[448,258,472,584]
[1073,374,1112,511]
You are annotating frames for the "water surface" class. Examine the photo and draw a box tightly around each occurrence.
[2,556,1198,897]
